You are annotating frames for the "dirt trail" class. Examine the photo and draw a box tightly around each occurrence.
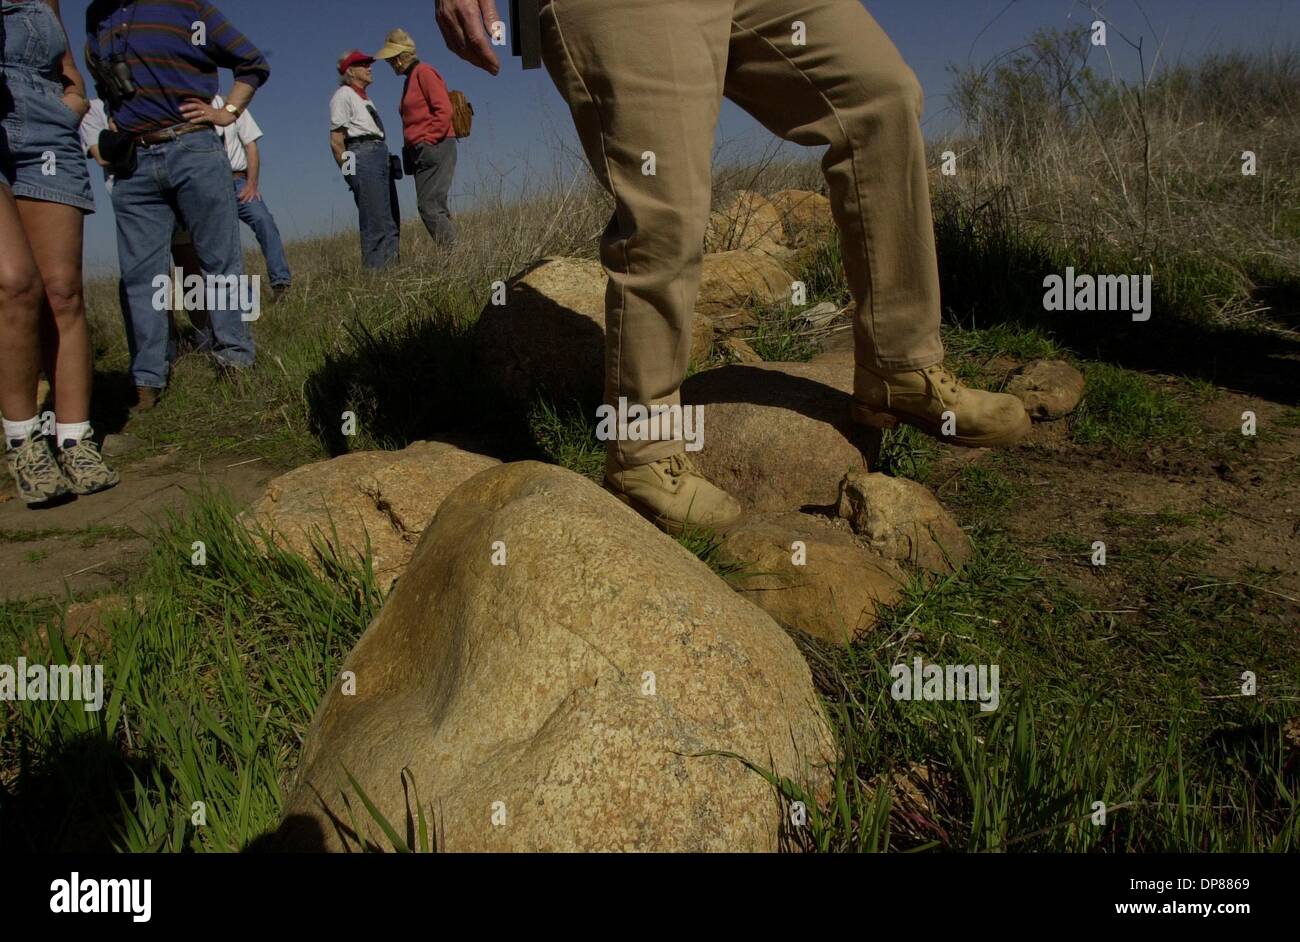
[0,438,276,602]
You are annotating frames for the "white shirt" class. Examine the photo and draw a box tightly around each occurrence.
[79,98,115,191]
[212,95,263,173]
[329,84,384,140]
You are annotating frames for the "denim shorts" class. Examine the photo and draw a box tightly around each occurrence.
[0,1,95,212]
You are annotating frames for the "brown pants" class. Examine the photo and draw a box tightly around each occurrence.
[541,0,945,464]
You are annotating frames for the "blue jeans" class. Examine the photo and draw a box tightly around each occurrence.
[112,129,255,388]
[344,140,400,270]
[234,177,291,288]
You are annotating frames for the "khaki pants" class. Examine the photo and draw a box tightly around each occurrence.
[541,0,945,465]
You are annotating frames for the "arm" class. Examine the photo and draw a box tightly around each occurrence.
[239,140,262,202]
[180,2,269,127]
[45,0,89,119]
[330,129,348,169]
[88,145,110,169]
[419,67,454,126]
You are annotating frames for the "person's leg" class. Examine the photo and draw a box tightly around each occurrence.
[234,178,292,288]
[111,152,179,393]
[725,0,1029,446]
[0,186,44,429]
[414,138,457,245]
[540,0,741,531]
[16,199,90,424]
[169,132,254,370]
[171,228,209,345]
[385,153,402,264]
[16,198,119,493]
[0,186,72,504]
[351,144,400,270]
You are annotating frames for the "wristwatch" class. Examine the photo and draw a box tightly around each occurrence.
[223,103,241,118]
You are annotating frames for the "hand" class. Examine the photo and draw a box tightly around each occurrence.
[237,182,262,204]
[61,91,90,121]
[436,0,502,75]
[180,98,235,127]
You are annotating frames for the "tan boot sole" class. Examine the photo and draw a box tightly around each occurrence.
[605,481,691,537]
[851,402,1031,449]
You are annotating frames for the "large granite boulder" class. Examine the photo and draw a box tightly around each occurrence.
[275,462,834,852]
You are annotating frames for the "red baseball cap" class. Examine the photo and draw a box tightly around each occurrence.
[338,50,375,74]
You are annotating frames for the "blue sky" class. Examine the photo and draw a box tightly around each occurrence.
[58,0,1300,273]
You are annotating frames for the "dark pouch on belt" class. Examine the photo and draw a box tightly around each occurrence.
[98,128,137,177]
[401,144,416,177]
[390,153,404,180]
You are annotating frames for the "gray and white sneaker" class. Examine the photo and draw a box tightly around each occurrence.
[57,429,121,495]
[5,433,72,505]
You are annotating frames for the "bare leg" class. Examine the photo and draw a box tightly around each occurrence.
[16,198,90,424]
[0,185,45,424]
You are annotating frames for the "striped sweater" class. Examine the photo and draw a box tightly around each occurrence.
[84,0,269,133]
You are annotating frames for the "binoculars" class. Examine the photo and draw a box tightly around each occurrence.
[101,53,137,103]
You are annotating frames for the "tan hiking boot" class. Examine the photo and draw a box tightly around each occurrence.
[604,452,743,535]
[130,386,160,415]
[853,362,1031,448]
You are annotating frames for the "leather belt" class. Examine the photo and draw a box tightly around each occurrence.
[135,123,210,147]
[344,135,384,146]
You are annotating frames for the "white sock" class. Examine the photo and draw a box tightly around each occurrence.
[56,421,92,448]
[4,415,42,449]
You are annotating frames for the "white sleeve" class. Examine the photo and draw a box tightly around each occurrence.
[79,100,108,155]
[329,89,351,131]
[236,109,263,145]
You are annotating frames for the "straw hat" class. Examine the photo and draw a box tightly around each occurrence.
[375,28,417,61]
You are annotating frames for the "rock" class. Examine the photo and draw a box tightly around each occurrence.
[32,594,129,655]
[475,257,717,410]
[1006,359,1085,421]
[696,251,793,320]
[275,462,833,852]
[721,337,764,364]
[769,189,834,244]
[835,470,971,573]
[473,257,607,410]
[683,349,872,513]
[101,433,144,458]
[704,191,788,255]
[719,512,904,643]
[691,312,715,365]
[243,441,499,590]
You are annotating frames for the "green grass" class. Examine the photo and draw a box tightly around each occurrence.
[675,523,749,583]
[773,527,1299,852]
[0,490,380,852]
[1070,363,1198,447]
[745,304,819,363]
[528,398,605,482]
[875,424,940,484]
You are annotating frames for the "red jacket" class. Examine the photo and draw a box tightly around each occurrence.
[401,61,455,147]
